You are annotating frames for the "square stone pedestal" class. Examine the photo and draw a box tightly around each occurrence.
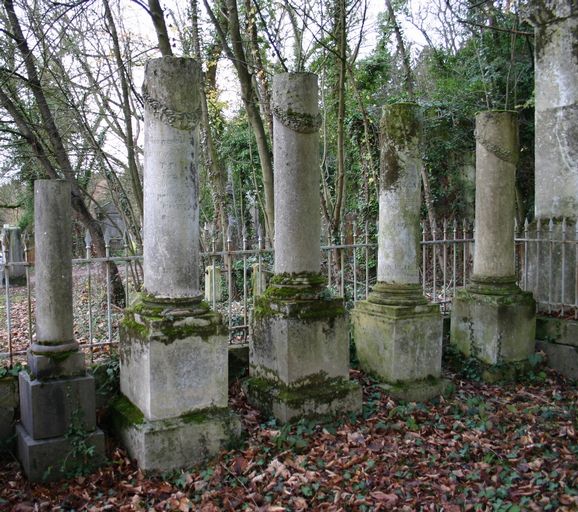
[117,296,241,471]
[246,296,362,423]
[16,369,105,481]
[352,300,446,401]
[451,284,536,366]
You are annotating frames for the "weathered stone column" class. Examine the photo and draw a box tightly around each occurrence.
[352,103,446,401]
[525,2,578,309]
[246,72,361,422]
[1,226,26,284]
[16,180,104,482]
[451,112,535,374]
[117,57,240,472]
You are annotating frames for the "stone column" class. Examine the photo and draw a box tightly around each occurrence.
[246,72,361,422]
[117,57,239,472]
[525,2,578,309]
[352,103,446,402]
[1,226,26,283]
[451,112,535,373]
[16,180,104,482]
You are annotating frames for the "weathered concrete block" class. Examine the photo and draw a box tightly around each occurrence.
[113,397,241,472]
[250,300,350,385]
[120,299,228,421]
[248,293,361,422]
[536,316,578,347]
[16,424,105,482]
[28,351,85,380]
[352,301,443,384]
[19,372,97,440]
[536,340,578,380]
[451,287,536,365]
[204,265,222,303]
[0,377,18,444]
[244,377,362,423]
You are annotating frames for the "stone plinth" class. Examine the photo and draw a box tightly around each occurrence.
[352,104,445,401]
[247,73,361,422]
[451,112,536,371]
[17,180,104,482]
[117,57,239,471]
[247,280,361,422]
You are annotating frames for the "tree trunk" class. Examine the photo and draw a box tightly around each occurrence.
[147,0,173,56]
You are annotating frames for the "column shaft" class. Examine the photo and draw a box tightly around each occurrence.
[33,180,75,351]
[143,57,201,298]
[472,111,518,280]
[377,103,422,285]
[273,72,321,275]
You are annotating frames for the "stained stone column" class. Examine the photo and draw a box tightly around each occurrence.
[451,112,535,373]
[246,72,361,422]
[352,103,446,402]
[525,2,578,308]
[16,180,104,482]
[117,57,240,472]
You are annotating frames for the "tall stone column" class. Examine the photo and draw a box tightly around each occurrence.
[16,180,104,482]
[352,103,446,402]
[246,72,361,422]
[117,57,240,471]
[451,112,535,373]
[525,2,578,308]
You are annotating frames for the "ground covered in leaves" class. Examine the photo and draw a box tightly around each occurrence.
[1,368,577,511]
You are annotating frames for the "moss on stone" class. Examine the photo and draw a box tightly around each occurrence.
[112,394,144,427]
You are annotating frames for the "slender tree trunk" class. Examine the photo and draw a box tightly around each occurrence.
[147,0,173,56]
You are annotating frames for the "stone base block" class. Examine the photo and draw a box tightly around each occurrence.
[113,397,242,472]
[120,297,228,421]
[19,372,96,440]
[379,377,453,402]
[536,317,578,347]
[451,287,536,365]
[16,424,105,482]
[28,350,85,380]
[251,298,350,385]
[537,340,578,380]
[351,301,443,383]
[244,377,362,423]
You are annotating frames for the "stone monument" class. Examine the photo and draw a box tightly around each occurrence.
[245,72,361,422]
[116,57,240,471]
[352,103,446,401]
[16,180,104,481]
[451,111,536,373]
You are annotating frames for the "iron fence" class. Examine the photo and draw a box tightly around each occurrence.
[1,217,576,365]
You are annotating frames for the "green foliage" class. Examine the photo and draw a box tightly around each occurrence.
[0,362,25,379]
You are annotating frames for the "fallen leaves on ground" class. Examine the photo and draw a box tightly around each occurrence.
[1,369,578,511]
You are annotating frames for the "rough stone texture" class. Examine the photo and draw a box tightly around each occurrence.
[527,1,578,220]
[120,298,228,421]
[19,372,97,440]
[204,265,222,303]
[352,301,442,384]
[535,316,578,379]
[115,406,241,473]
[251,303,350,386]
[378,379,453,403]
[451,286,536,365]
[0,377,18,444]
[16,424,105,482]
[27,352,86,380]
[33,181,77,354]
[272,73,321,275]
[377,103,422,285]
[472,111,518,280]
[536,316,578,347]
[1,226,26,281]
[536,340,578,380]
[143,57,202,299]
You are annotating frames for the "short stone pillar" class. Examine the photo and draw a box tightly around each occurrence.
[204,265,222,303]
[1,226,26,284]
[16,180,104,482]
[451,112,536,372]
[352,103,446,401]
[525,2,578,308]
[117,57,240,472]
[246,72,361,422]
